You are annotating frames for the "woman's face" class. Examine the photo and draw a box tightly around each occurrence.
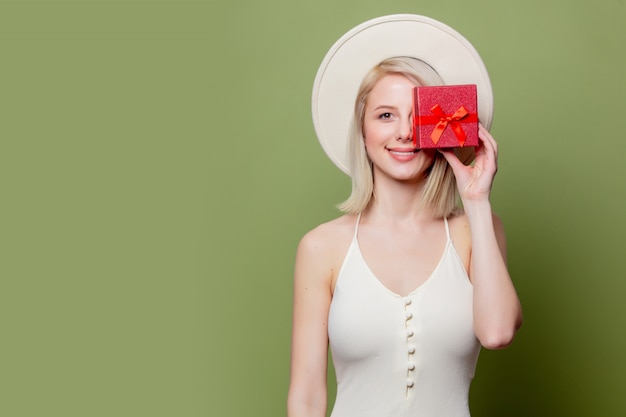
[362,74,435,183]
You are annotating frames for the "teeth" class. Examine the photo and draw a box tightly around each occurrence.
[389,150,414,156]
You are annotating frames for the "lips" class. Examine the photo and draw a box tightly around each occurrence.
[387,147,420,156]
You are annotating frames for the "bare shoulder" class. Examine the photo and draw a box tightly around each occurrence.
[448,210,508,265]
[446,213,471,268]
[298,214,356,252]
[447,211,471,243]
[448,210,505,236]
[296,214,357,290]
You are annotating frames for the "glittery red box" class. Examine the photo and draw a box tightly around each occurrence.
[412,85,479,149]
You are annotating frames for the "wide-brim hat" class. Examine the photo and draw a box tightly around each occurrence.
[311,14,494,175]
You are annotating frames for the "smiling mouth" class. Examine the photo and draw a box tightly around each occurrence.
[387,148,421,156]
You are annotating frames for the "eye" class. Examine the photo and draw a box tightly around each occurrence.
[378,112,392,120]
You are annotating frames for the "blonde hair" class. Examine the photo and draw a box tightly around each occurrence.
[338,57,464,218]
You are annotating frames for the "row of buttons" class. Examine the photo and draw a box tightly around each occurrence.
[404,296,416,388]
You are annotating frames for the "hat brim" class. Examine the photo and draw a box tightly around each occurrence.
[312,14,493,175]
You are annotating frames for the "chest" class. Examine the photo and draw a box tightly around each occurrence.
[356,227,448,297]
[329,241,476,361]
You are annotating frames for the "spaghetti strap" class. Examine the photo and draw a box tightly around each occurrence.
[353,213,362,240]
[443,217,451,242]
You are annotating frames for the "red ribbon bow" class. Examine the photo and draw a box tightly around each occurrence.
[429,104,470,146]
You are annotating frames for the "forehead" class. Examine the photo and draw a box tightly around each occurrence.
[367,74,416,104]
[373,73,417,89]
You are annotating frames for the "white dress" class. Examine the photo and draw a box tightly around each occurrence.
[328,216,481,417]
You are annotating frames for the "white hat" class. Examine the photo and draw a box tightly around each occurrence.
[311,14,494,175]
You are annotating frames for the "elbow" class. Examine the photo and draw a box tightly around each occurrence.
[477,319,522,350]
[479,332,515,350]
[287,385,327,417]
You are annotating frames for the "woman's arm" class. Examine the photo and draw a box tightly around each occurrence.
[464,204,522,349]
[440,125,522,349]
[287,229,334,417]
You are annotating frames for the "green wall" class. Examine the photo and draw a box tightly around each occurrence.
[2,0,625,416]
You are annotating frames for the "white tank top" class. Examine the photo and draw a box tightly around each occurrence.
[328,215,481,417]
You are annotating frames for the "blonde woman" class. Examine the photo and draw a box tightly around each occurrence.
[288,15,522,417]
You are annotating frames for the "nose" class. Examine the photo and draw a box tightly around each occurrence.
[397,116,413,142]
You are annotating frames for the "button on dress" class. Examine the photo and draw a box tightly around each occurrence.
[328,216,481,417]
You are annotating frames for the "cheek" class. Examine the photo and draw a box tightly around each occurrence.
[363,133,379,154]
[362,136,374,160]
[362,122,384,144]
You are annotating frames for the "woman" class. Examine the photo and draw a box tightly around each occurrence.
[288,15,522,417]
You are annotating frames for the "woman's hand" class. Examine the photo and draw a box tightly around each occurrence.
[438,124,498,203]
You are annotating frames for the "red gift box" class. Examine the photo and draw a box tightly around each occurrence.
[412,85,479,149]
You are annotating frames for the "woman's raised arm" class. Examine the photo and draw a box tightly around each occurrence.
[440,126,522,349]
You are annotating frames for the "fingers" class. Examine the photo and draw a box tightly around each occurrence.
[478,123,498,158]
[440,124,499,176]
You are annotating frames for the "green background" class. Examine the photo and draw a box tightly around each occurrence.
[1,0,625,416]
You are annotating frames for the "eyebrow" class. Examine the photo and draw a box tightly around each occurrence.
[371,105,397,112]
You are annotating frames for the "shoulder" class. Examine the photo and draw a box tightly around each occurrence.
[447,210,505,235]
[298,214,356,253]
[295,214,357,289]
[446,210,506,269]
[448,210,507,261]
[446,213,471,269]
[447,211,471,247]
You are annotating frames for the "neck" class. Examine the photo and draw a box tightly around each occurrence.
[365,174,435,223]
